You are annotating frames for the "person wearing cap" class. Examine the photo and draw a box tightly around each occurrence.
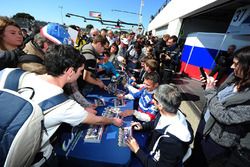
[78,34,107,96]
[121,38,129,45]
[20,23,72,74]
[40,23,72,45]
[125,34,145,76]
[21,23,96,111]
[126,84,193,167]
[117,37,128,58]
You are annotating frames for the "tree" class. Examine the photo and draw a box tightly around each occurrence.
[12,13,36,28]
[12,13,35,21]
[85,24,94,32]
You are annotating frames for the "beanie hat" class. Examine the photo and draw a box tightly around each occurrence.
[40,23,71,44]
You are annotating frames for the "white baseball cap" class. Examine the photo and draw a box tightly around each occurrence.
[121,38,128,45]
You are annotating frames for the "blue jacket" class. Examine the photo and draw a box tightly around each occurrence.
[99,61,119,77]
[128,87,158,120]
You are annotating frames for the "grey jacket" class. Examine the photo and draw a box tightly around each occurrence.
[203,73,250,148]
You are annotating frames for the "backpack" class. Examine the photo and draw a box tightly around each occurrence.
[0,68,69,167]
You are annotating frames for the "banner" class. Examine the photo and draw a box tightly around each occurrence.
[89,11,101,18]
[68,27,78,44]
[227,5,250,34]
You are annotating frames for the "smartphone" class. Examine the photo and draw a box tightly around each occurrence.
[199,67,207,79]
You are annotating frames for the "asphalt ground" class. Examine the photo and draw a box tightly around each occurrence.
[172,74,206,146]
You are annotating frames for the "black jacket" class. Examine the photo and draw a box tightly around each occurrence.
[135,111,193,167]
[0,49,24,70]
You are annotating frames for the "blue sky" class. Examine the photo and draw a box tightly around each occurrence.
[0,0,166,30]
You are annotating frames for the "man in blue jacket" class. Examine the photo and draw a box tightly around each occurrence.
[119,72,159,122]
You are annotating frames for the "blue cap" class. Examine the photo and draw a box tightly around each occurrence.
[40,23,71,44]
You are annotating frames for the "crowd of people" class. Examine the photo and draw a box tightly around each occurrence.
[0,15,249,167]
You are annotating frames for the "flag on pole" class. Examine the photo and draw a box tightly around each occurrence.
[89,11,102,18]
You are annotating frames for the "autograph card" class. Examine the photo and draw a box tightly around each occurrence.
[94,98,106,106]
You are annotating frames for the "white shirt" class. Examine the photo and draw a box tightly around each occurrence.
[19,73,88,166]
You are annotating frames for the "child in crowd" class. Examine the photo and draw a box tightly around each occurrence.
[108,43,119,63]
[97,51,119,77]
[119,72,160,122]
[130,58,159,89]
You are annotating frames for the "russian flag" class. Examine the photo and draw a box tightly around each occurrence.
[180,33,226,79]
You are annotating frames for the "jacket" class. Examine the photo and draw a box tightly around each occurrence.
[136,111,193,167]
[203,73,250,148]
[126,86,158,121]
[0,49,24,70]
[18,41,46,74]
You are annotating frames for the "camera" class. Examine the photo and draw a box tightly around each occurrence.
[159,47,171,62]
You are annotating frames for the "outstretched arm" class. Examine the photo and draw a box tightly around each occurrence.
[83,112,123,127]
